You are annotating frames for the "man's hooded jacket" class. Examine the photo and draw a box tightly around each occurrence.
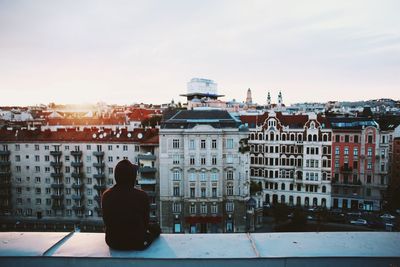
[102,160,150,250]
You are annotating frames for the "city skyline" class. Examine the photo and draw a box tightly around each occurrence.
[0,0,399,106]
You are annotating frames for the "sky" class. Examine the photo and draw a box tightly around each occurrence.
[0,0,399,106]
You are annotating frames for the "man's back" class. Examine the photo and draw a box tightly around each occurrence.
[102,186,150,250]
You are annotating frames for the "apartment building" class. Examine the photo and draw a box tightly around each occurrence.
[330,117,390,211]
[242,111,332,208]
[159,109,250,233]
[0,128,159,229]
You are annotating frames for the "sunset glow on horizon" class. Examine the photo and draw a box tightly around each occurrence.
[0,0,399,106]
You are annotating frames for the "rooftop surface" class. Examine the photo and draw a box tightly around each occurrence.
[0,232,399,267]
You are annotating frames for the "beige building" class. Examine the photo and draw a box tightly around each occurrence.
[159,110,250,233]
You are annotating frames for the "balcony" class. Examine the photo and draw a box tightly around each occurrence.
[51,183,64,189]
[72,205,85,212]
[93,162,105,168]
[72,194,84,200]
[0,150,10,155]
[138,154,157,160]
[93,151,104,157]
[71,150,82,156]
[340,166,353,173]
[71,172,84,179]
[0,161,11,167]
[0,171,11,177]
[71,161,83,168]
[333,180,362,187]
[51,203,65,210]
[50,172,63,178]
[94,184,106,191]
[138,179,156,185]
[72,183,84,189]
[50,161,63,168]
[51,194,64,199]
[50,151,62,156]
[139,166,157,173]
[94,195,102,203]
[93,173,106,179]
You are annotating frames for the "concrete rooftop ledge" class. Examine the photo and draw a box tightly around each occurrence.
[0,232,400,267]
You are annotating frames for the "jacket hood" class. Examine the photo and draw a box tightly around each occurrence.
[114,159,138,186]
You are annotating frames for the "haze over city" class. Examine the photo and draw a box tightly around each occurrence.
[0,0,399,106]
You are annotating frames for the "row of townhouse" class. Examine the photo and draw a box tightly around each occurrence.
[0,128,159,229]
[1,109,398,233]
[241,111,395,212]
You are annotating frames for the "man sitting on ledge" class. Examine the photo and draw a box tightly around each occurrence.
[102,159,161,250]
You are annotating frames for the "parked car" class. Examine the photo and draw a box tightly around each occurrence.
[350,219,367,225]
[380,214,396,220]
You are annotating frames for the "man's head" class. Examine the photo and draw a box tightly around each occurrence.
[114,159,138,186]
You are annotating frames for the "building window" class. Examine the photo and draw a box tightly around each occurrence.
[35,188,41,194]
[173,154,180,165]
[201,157,206,165]
[368,135,373,144]
[172,203,181,213]
[211,204,218,214]
[201,188,206,198]
[226,138,234,149]
[226,170,233,180]
[200,204,207,214]
[211,172,218,181]
[212,139,217,149]
[173,186,180,197]
[201,140,206,149]
[226,184,233,196]
[335,147,340,155]
[212,187,217,197]
[367,147,373,157]
[172,139,180,149]
[123,145,128,151]
[189,139,195,150]
[212,156,217,165]
[200,172,207,181]
[367,161,372,170]
[344,147,349,155]
[189,172,196,181]
[354,148,358,156]
[173,170,181,181]
[189,156,195,165]
[226,154,233,164]
[35,177,41,183]
[226,202,234,212]
[45,155,50,162]
[190,187,195,198]
[190,204,196,214]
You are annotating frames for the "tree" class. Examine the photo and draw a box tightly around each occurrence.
[272,203,289,223]
[250,181,262,195]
